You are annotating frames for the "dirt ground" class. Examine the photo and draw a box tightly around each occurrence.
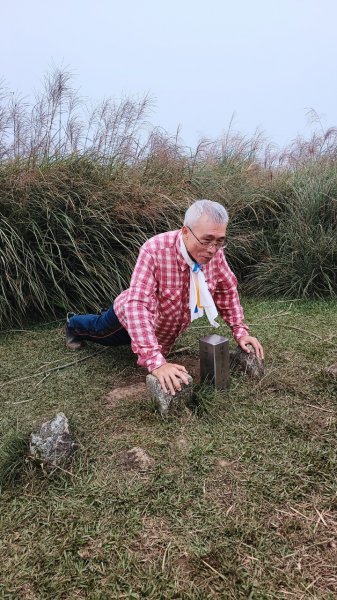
[103,353,200,408]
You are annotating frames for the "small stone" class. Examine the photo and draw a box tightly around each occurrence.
[324,363,337,379]
[146,373,193,417]
[230,346,264,380]
[29,412,76,469]
[121,447,154,471]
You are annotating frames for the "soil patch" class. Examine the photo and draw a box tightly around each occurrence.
[103,354,199,408]
[120,447,154,471]
[104,383,147,407]
[179,354,200,382]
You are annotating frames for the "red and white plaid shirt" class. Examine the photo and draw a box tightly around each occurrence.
[114,230,249,372]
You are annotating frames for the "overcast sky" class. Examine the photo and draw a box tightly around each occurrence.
[2,0,336,151]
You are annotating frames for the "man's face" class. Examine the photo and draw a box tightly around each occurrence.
[182,214,227,265]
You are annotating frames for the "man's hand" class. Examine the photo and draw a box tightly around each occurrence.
[238,335,264,359]
[152,362,189,395]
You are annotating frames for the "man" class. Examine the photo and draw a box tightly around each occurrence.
[65,199,264,394]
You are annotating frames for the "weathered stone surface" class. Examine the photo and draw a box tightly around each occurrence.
[29,412,76,468]
[146,374,193,417]
[230,346,264,380]
[324,363,337,379]
[121,447,154,471]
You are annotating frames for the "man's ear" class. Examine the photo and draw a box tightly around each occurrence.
[181,225,188,236]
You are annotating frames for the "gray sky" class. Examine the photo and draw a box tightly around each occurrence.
[2,0,337,151]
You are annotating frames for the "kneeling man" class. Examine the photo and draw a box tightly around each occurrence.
[65,199,264,393]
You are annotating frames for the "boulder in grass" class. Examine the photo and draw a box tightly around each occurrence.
[29,412,76,469]
[230,346,264,381]
[146,373,193,418]
[324,363,337,379]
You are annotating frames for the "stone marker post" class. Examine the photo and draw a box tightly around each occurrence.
[199,334,230,390]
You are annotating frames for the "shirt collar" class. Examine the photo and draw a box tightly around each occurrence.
[176,231,190,271]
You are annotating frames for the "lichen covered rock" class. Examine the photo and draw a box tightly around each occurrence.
[146,373,193,417]
[230,346,264,380]
[324,363,337,379]
[29,412,76,469]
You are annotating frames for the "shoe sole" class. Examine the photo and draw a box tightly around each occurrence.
[64,324,84,351]
[66,340,84,351]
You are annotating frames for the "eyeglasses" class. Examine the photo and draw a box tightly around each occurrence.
[187,226,228,250]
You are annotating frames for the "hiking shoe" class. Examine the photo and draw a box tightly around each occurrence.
[64,323,84,351]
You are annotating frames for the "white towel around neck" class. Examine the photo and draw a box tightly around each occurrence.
[180,236,219,328]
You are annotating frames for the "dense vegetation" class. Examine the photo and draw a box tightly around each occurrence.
[0,70,336,328]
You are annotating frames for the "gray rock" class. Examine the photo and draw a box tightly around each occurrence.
[230,346,264,380]
[146,374,193,417]
[29,412,76,469]
[324,363,337,379]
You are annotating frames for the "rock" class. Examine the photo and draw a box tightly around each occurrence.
[324,363,337,379]
[230,346,264,380]
[29,412,76,469]
[121,447,154,471]
[146,373,193,418]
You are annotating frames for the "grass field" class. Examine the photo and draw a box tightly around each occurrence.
[0,299,337,599]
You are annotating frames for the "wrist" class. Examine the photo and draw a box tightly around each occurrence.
[151,361,167,375]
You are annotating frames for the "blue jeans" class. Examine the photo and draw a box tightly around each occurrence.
[68,305,131,347]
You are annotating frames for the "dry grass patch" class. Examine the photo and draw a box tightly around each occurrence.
[132,515,171,562]
[270,498,337,597]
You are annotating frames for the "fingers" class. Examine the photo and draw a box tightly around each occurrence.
[250,339,264,359]
[256,341,264,360]
[238,339,251,354]
[238,337,265,359]
[160,373,180,395]
[156,374,174,395]
[152,364,190,395]
[156,373,169,395]
[165,372,179,396]
[249,339,261,358]
[165,367,189,394]
[174,364,189,385]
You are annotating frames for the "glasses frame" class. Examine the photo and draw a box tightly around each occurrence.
[186,226,228,250]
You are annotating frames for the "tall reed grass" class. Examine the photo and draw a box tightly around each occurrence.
[0,69,336,327]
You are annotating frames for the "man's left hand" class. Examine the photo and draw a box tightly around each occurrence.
[237,336,264,359]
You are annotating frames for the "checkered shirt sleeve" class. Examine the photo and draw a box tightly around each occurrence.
[122,247,167,373]
[212,252,250,340]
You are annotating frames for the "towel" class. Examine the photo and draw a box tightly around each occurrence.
[180,236,219,328]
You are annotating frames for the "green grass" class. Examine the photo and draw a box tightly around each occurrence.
[0,300,337,599]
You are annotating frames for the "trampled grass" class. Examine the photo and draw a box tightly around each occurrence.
[0,299,337,599]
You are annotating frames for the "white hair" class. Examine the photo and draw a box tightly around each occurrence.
[184,199,229,227]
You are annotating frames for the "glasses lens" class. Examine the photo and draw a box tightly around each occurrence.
[206,241,227,249]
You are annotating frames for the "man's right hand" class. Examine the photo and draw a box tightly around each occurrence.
[152,363,189,395]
